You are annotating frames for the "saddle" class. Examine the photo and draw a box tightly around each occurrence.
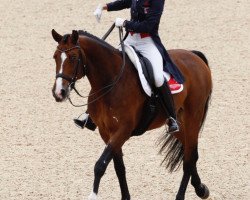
[123,44,183,97]
[131,46,155,88]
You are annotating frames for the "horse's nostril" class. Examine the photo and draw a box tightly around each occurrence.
[61,89,66,97]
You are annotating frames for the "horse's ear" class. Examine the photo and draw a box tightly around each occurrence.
[52,29,62,43]
[71,30,79,45]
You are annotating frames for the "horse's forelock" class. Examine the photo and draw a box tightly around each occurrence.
[62,34,70,44]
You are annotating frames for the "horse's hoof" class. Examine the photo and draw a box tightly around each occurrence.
[88,192,98,200]
[196,183,210,199]
[201,184,210,199]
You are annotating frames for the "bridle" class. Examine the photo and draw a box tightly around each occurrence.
[54,25,126,107]
[56,45,87,97]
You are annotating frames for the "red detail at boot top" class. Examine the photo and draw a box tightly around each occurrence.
[168,76,181,91]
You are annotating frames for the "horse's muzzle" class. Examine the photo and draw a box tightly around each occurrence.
[52,85,69,102]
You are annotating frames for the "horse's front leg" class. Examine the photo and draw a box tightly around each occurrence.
[88,144,113,200]
[88,125,132,200]
[113,149,130,200]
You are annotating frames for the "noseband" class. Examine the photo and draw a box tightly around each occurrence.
[56,45,86,94]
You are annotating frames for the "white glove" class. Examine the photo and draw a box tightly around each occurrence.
[115,18,125,27]
[94,4,103,23]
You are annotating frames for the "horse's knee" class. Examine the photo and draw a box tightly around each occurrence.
[94,159,108,177]
[94,145,113,178]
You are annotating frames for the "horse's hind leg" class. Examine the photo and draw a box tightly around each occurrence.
[190,146,210,199]
[113,149,130,200]
[175,152,192,200]
[175,109,209,200]
[176,145,209,200]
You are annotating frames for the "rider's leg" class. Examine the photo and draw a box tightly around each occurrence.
[157,83,179,133]
[135,36,179,133]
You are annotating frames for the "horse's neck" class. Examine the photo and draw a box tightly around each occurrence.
[81,38,121,90]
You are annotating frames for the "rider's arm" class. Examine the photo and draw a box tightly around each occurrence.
[106,0,132,11]
[124,0,164,34]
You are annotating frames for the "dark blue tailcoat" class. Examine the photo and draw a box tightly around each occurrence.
[107,0,184,83]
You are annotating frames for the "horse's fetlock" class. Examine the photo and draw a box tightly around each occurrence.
[191,179,201,187]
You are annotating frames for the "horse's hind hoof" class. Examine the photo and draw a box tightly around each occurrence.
[196,183,210,199]
[201,184,210,199]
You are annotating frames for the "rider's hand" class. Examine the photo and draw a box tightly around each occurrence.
[115,18,126,27]
[94,4,103,23]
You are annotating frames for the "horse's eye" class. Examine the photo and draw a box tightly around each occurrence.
[53,54,57,59]
[69,54,77,63]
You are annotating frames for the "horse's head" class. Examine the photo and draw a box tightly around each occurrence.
[51,29,86,102]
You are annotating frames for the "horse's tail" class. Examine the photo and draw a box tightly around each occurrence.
[158,133,184,172]
[191,50,209,66]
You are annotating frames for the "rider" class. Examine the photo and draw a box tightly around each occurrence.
[74,0,185,133]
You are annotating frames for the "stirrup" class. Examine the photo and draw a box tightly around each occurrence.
[74,113,89,129]
[74,113,97,131]
[167,117,179,134]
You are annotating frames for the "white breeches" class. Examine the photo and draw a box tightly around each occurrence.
[125,33,167,87]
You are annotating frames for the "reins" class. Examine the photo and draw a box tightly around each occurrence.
[102,23,115,40]
[63,24,126,107]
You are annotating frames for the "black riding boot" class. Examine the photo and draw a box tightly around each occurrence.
[74,113,97,131]
[157,83,179,133]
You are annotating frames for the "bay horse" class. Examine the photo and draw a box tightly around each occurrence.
[51,29,212,200]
